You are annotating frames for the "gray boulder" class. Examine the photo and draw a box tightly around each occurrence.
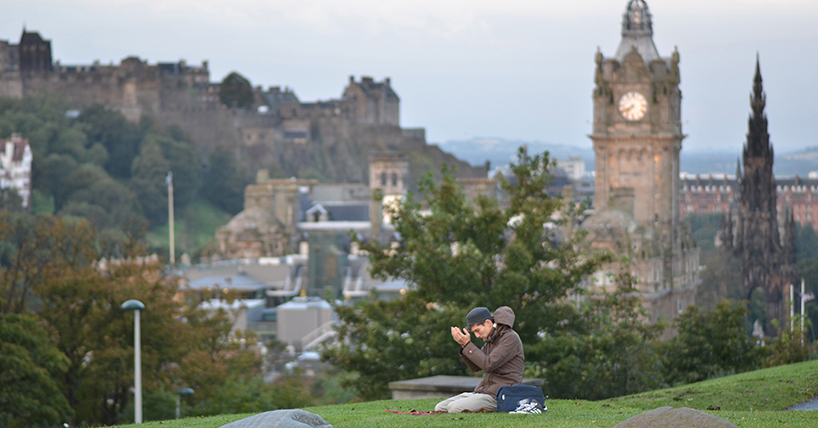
[613,406,738,428]
[219,409,332,428]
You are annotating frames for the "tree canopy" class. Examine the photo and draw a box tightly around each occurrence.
[219,72,255,109]
[325,149,608,399]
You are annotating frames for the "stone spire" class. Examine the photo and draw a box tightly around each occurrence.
[745,56,772,159]
[614,0,661,64]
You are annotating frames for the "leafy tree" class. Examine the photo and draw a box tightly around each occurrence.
[77,104,142,179]
[325,149,607,399]
[149,133,202,208]
[130,139,171,225]
[528,265,666,400]
[38,153,79,211]
[0,189,24,212]
[796,224,818,260]
[0,313,73,428]
[696,249,743,311]
[661,300,762,385]
[762,319,814,368]
[219,72,254,109]
[202,144,248,214]
[0,211,265,425]
[685,213,723,251]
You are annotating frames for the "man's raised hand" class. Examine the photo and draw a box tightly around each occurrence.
[451,326,470,347]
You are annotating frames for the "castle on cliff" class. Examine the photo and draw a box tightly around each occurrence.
[0,28,487,186]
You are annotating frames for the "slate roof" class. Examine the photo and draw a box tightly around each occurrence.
[187,274,267,291]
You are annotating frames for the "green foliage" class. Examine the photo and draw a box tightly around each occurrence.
[695,249,743,311]
[798,254,818,342]
[145,196,231,261]
[796,223,818,259]
[326,149,608,400]
[0,188,24,212]
[77,104,142,179]
[218,72,254,109]
[661,300,763,385]
[0,94,213,245]
[131,139,171,225]
[149,133,202,208]
[684,213,722,251]
[528,265,665,400]
[762,318,815,368]
[0,212,265,426]
[118,389,177,423]
[0,313,73,428]
[202,144,248,214]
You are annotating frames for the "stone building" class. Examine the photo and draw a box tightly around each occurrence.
[216,152,411,260]
[582,0,699,325]
[719,60,799,336]
[680,169,818,234]
[0,133,32,209]
[342,76,400,126]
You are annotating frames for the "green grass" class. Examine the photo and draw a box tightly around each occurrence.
[117,360,818,428]
[146,197,231,259]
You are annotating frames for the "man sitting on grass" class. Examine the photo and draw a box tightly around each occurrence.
[434,306,524,413]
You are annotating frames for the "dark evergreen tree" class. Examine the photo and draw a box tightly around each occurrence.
[130,140,171,225]
[218,72,254,109]
[325,149,608,399]
[77,104,142,179]
[202,144,247,214]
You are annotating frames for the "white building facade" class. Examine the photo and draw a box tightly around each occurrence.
[0,133,32,209]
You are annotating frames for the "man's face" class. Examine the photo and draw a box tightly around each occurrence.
[469,319,494,340]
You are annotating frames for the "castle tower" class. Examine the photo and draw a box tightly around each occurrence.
[369,152,408,243]
[18,30,52,72]
[736,58,798,335]
[584,0,698,325]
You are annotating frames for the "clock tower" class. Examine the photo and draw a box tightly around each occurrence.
[585,0,698,326]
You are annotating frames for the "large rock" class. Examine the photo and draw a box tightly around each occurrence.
[219,409,332,428]
[613,406,738,428]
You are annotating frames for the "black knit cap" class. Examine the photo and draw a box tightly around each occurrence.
[466,307,492,328]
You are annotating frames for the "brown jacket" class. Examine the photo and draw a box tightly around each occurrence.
[459,306,524,397]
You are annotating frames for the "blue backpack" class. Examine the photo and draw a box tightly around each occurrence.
[495,384,547,413]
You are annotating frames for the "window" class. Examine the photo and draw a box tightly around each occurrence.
[381,172,387,186]
[391,172,398,187]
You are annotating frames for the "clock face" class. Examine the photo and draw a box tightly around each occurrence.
[618,91,647,121]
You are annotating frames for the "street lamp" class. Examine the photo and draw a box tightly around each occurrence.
[176,388,194,419]
[121,300,145,424]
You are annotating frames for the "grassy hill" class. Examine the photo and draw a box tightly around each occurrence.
[146,196,231,261]
[117,360,818,428]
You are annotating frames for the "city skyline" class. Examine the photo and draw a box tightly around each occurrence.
[3,0,817,153]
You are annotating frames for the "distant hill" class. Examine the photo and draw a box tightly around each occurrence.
[435,138,595,171]
[439,138,818,177]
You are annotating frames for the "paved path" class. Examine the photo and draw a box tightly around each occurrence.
[788,396,818,411]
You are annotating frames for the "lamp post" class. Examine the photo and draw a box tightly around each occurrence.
[121,300,145,424]
[176,388,194,419]
[167,171,175,265]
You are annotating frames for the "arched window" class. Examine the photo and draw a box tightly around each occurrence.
[381,172,387,186]
[391,172,398,187]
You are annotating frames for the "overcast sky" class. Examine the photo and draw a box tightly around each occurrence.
[3,0,817,153]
